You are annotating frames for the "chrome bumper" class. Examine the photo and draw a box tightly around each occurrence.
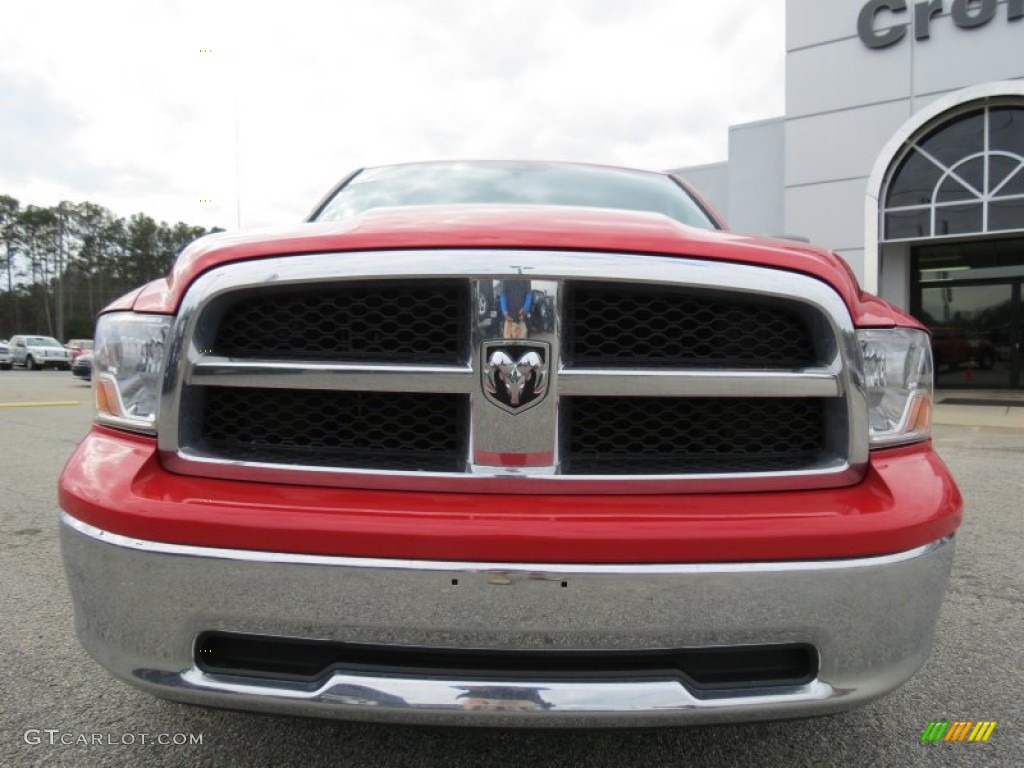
[59,512,954,727]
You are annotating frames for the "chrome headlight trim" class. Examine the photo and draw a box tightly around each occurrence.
[94,312,172,435]
[857,328,933,447]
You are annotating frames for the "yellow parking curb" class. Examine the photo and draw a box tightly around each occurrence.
[0,401,81,408]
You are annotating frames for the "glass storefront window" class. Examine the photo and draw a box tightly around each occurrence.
[936,173,976,203]
[914,239,1024,389]
[989,155,1020,192]
[935,203,983,237]
[918,111,984,168]
[888,151,944,207]
[917,237,1024,283]
[886,209,930,240]
[883,105,1024,242]
[1000,168,1024,197]
[920,284,1016,389]
[990,108,1024,156]
[991,199,1024,232]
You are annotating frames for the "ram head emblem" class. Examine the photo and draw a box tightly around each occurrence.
[482,342,550,413]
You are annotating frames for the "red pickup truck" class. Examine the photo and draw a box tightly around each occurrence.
[59,161,961,726]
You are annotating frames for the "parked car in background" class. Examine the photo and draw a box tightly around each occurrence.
[71,351,93,381]
[66,339,94,362]
[929,327,996,370]
[0,340,13,370]
[9,335,72,370]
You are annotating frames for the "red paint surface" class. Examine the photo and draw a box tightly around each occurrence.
[60,427,961,563]
[119,205,919,328]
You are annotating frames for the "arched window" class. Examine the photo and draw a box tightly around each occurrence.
[882,105,1024,241]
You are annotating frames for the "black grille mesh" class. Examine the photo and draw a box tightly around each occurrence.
[566,283,817,367]
[200,388,465,472]
[213,281,467,363]
[565,397,826,475]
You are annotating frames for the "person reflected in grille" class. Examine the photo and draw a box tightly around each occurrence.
[500,280,533,339]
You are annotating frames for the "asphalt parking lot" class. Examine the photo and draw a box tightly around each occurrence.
[1,370,1022,767]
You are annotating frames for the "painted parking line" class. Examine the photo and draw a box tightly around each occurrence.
[0,401,81,408]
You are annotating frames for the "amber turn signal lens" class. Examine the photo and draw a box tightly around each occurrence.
[95,376,123,418]
[907,396,932,435]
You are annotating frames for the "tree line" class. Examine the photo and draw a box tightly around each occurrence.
[0,195,221,341]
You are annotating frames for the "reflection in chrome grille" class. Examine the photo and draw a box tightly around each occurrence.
[565,282,817,367]
[213,281,468,363]
[200,388,467,472]
[565,397,826,475]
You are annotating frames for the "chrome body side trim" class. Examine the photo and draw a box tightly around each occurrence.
[158,250,869,494]
[59,512,954,727]
[61,513,946,572]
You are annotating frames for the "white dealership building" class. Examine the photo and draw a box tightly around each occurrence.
[673,0,1024,388]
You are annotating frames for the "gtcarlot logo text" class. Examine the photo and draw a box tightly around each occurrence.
[24,729,203,747]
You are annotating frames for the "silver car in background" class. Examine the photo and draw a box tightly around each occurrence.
[9,335,72,370]
[0,340,13,370]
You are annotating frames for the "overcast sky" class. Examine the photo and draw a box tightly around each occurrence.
[0,0,785,231]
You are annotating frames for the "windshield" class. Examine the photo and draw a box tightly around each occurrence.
[314,162,718,230]
[27,336,63,348]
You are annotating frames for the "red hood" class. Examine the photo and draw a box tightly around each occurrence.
[124,205,915,327]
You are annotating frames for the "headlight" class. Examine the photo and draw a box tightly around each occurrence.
[858,328,932,447]
[93,313,171,434]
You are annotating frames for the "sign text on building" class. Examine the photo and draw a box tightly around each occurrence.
[858,0,1022,49]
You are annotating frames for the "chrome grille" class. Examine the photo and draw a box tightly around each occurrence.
[159,250,868,494]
